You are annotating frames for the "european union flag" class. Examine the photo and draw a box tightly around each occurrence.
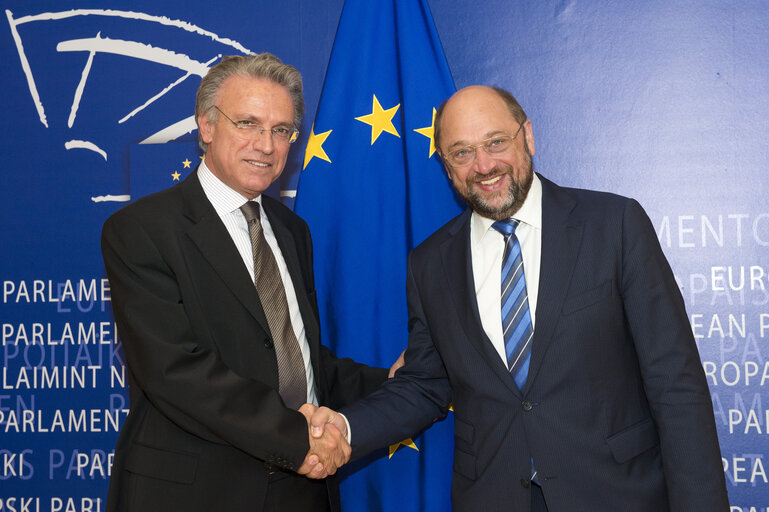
[294,0,461,510]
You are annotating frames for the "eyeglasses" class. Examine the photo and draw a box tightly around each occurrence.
[443,121,526,167]
[213,106,299,144]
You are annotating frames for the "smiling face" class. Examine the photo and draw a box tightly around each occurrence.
[197,74,295,199]
[438,86,536,220]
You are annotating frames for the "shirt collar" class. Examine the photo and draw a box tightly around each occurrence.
[198,158,262,216]
[471,172,543,245]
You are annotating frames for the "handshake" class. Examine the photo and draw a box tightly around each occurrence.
[296,404,349,479]
[294,350,404,479]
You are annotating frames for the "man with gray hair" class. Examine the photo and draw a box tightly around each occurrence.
[102,53,388,512]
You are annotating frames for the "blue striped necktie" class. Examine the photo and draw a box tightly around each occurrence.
[492,219,533,390]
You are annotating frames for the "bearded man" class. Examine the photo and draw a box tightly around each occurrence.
[309,85,729,512]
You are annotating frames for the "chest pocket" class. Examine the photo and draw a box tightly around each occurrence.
[561,280,613,315]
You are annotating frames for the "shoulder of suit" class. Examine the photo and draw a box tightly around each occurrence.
[410,209,470,255]
[543,175,638,215]
[105,180,185,226]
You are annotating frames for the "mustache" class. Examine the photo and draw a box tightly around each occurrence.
[468,167,512,184]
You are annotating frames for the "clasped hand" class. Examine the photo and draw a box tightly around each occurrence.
[296,350,405,479]
[297,404,350,479]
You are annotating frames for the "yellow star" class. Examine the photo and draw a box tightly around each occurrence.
[355,94,400,145]
[303,125,333,170]
[171,171,181,181]
[388,438,419,459]
[414,107,438,158]
[182,158,192,168]
[449,403,454,412]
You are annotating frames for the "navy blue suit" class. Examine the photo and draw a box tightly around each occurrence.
[343,175,728,511]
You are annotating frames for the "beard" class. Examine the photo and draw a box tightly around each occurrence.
[460,150,534,221]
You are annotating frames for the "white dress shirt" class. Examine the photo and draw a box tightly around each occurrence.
[471,173,542,364]
[347,174,544,442]
[198,160,318,406]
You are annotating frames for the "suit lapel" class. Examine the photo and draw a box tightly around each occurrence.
[180,173,271,335]
[441,210,521,397]
[523,175,582,394]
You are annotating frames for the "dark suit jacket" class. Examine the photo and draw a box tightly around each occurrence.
[343,175,728,511]
[101,171,387,512]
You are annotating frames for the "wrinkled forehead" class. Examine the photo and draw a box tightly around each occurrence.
[441,88,516,144]
[216,75,295,122]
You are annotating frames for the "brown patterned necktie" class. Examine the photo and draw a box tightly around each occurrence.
[240,201,307,409]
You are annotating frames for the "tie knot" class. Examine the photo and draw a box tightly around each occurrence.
[240,201,261,223]
[492,218,520,237]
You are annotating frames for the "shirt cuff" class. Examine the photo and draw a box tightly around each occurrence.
[340,413,352,445]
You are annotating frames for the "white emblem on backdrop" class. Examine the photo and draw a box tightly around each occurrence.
[6,8,252,202]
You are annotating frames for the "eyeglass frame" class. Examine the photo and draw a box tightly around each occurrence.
[211,105,299,144]
[441,119,527,167]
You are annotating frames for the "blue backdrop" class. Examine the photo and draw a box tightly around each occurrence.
[1,1,766,510]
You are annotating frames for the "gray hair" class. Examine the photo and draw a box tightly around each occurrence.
[195,53,305,151]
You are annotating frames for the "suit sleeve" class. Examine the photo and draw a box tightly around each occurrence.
[620,199,729,509]
[102,211,310,471]
[319,346,389,409]
[341,252,452,458]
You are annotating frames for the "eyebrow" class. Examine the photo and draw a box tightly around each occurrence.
[446,130,508,150]
[232,113,293,128]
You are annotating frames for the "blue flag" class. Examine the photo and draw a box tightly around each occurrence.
[294,0,461,510]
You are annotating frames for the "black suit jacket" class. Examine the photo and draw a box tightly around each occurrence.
[343,175,728,511]
[102,171,386,512]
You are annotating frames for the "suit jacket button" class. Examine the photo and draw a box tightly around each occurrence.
[264,338,274,349]
[522,400,533,412]
[520,478,530,488]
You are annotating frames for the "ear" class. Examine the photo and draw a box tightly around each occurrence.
[523,119,535,156]
[198,114,215,145]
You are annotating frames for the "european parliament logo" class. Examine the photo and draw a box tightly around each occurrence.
[5,8,249,203]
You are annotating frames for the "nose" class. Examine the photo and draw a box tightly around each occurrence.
[250,128,274,154]
[473,147,496,174]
